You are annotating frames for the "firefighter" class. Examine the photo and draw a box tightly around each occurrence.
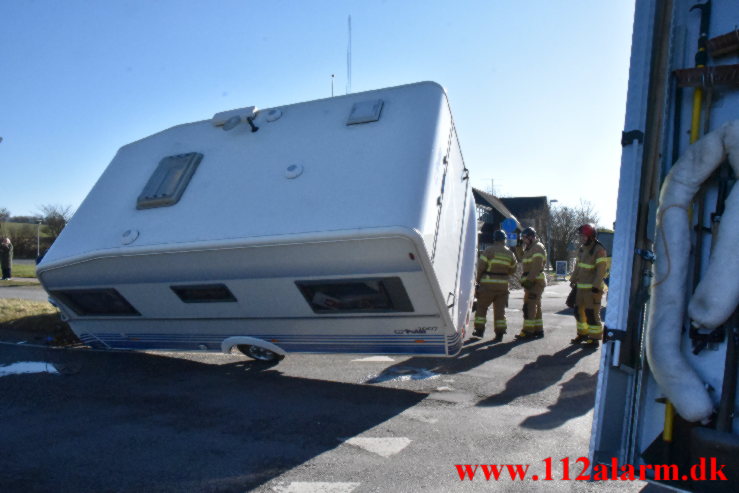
[473,230,516,341]
[516,227,547,340]
[569,223,608,348]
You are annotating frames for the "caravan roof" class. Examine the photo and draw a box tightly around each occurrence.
[41,82,453,269]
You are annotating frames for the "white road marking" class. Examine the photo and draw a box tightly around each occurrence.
[272,482,360,493]
[0,361,59,377]
[341,437,412,457]
[351,356,395,362]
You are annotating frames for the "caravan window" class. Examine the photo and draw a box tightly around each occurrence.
[171,284,237,303]
[296,277,414,314]
[50,288,140,317]
[136,152,202,209]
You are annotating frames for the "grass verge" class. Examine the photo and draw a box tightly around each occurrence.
[0,299,79,346]
[0,279,39,287]
[11,263,37,278]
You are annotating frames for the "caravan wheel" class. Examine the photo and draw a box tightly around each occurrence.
[236,344,284,362]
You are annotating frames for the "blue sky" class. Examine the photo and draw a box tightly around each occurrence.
[0,0,635,227]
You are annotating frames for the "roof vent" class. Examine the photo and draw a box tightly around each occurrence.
[347,99,384,125]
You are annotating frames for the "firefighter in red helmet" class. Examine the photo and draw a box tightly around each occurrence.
[570,224,608,347]
[515,227,547,340]
[473,229,516,342]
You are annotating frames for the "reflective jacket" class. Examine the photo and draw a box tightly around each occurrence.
[571,241,608,289]
[476,243,516,288]
[521,241,547,284]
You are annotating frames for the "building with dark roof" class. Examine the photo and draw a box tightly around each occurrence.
[499,196,550,233]
[472,188,520,249]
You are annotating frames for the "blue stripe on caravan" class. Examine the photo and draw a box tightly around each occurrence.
[81,333,450,355]
[446,332,463,356]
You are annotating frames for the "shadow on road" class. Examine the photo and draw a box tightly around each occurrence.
[365,337,518,383]
[476,344,593,408]
[0,344,426,493]
[519,371,598,430]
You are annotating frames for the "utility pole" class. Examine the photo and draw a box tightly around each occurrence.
[547,199,558,269]
[36,220,42,258]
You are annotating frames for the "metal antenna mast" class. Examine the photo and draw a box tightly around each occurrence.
[346,15,352,94]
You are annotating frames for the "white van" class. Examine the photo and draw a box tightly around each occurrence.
[38,82,477,362]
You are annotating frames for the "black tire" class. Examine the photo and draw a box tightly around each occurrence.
[236,344,284,362]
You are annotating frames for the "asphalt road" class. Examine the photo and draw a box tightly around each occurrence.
[0,282,655,492]
[0,259,46,302]
[0,283,48,302]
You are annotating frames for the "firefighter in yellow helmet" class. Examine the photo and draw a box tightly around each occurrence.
[570,223,608,348]
[473,230,516,342]
[516,227,547,340]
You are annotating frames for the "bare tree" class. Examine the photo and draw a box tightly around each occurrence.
[0,207,9,223]
[39,204,74,239]
[549,200,600,265]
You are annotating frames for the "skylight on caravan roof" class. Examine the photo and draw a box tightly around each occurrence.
[137,152,202,209]
[347,99,384,125]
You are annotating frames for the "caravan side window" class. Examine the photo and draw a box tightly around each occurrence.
[50,288,140,317]
[296,277,414,314]
[170,284,237,303]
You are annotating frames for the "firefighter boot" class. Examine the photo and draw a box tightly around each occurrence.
[581,339,600,349]
[570,335,589,345]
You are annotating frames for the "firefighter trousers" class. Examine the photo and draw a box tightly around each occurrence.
[574,288,603,340]
[474,285,509,335]
[522,281,544,335]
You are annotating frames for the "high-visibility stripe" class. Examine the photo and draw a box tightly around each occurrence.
[595,257,609,264]
[578,263,595,269]
[479,255,490,262]
[531,253,546,259]
[488,259,511,266]
[495,321,507,327]
[475,317,486,323]
[577,283,593,288]
[481,279,508,284]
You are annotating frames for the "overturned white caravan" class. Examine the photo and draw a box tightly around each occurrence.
[38,82,477,361]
